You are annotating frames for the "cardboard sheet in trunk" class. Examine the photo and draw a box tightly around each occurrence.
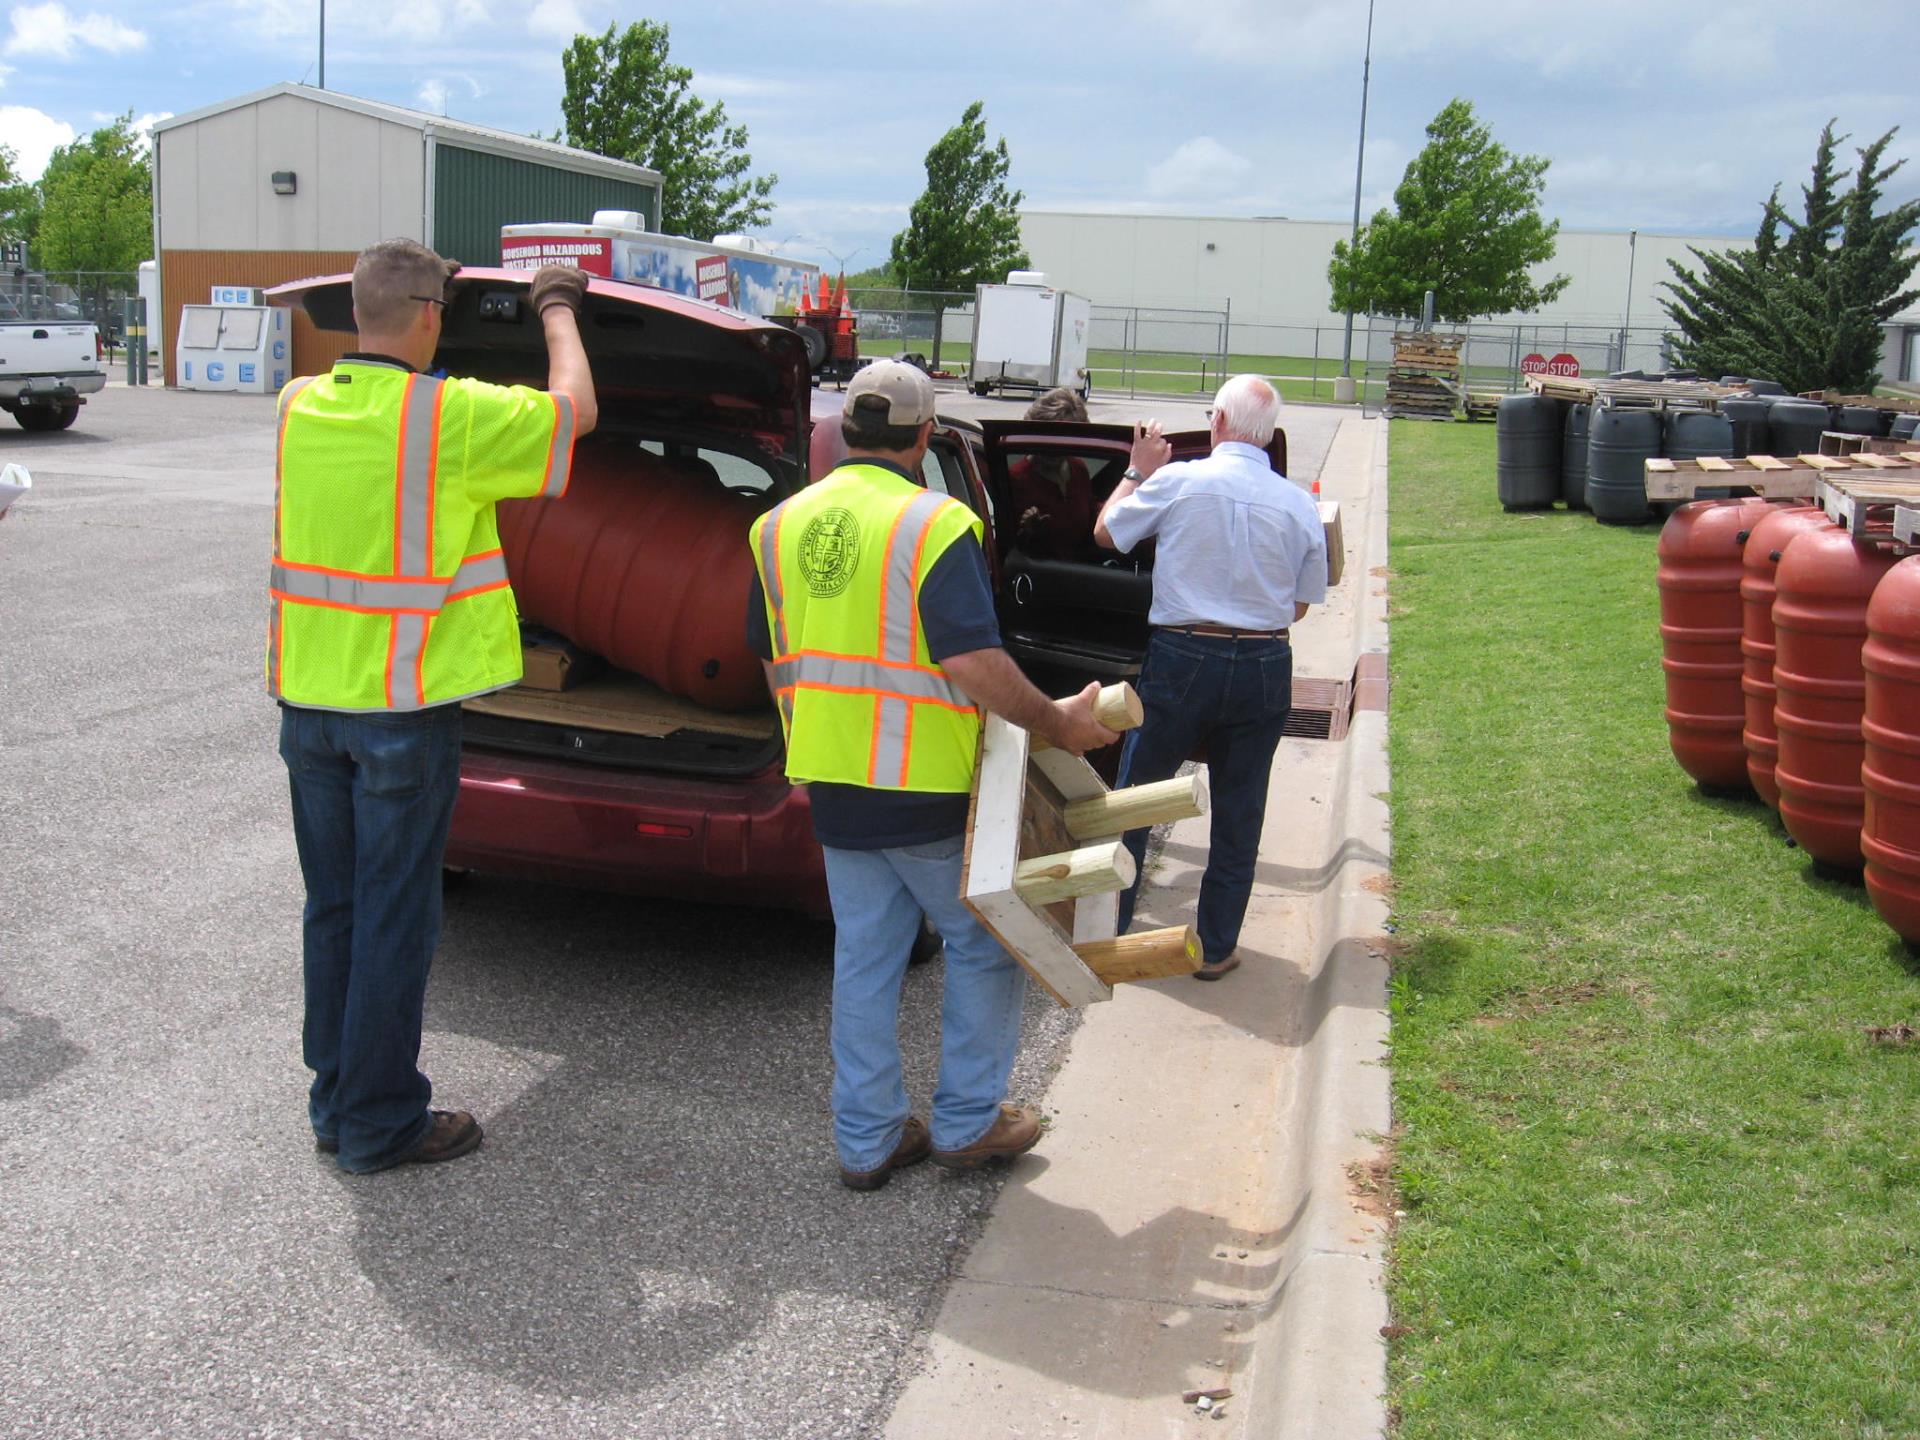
[465,669,778,741]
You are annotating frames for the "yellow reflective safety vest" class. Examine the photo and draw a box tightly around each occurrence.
[269,358,577,712]
[751,462,984,792]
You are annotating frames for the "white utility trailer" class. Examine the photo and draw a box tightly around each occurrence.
[967,272,1092,400]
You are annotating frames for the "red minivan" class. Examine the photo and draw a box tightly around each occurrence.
[272,270,1232,916]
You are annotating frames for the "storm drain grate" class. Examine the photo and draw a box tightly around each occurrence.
[1283,654,1388,743]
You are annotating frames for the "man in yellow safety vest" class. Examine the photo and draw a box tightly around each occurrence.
[748,359,1119,1190]
[272,240,597,1173]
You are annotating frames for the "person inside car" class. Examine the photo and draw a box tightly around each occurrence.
[1006,386,1099,561]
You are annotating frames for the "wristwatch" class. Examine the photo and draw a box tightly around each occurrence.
[1122,466,1143,483]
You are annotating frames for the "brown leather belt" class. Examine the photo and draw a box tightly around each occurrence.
[1163,623,1290,640]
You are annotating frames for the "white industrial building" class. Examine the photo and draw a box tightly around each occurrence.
[1018,211,1920,381]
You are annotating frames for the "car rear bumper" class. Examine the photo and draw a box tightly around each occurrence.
[446,744,830,917]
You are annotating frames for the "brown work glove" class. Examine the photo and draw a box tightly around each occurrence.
[528,264,588,319]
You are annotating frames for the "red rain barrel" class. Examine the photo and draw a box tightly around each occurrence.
[1862,556,1920,942]
[1657,497,1779,789]
[1741,506,1834,807]
[497,441,770,711]
[1772,527,1900,868]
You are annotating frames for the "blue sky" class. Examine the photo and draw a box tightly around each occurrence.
[3,0,1918,271]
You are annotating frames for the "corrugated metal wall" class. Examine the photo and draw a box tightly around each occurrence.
[431,145,659,266]
[159,250,358,387]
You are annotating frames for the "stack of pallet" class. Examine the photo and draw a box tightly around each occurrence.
[1384,331,1464,419]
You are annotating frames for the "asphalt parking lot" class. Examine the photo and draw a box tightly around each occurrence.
[0,379,1346,1439]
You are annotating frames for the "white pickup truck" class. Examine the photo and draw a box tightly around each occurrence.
[0,320,105,430]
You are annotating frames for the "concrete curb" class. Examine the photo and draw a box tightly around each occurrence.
[884,412,1394,1439]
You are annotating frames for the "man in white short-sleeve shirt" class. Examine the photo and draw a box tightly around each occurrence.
[1093,373,1328,980]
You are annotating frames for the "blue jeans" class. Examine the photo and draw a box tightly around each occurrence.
[279,702,463,1173]
[822,835,1026,1172]
[1115,629,1293,963]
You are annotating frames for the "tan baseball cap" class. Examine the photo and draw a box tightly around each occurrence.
[845,359,936,425]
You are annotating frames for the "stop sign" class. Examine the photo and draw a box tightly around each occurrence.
[1520,352,1549,375]
[1546,353,1581,377]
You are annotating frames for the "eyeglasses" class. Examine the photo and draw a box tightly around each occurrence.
[410,295,448,311]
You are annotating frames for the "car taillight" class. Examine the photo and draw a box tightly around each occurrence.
[635,821,694,838]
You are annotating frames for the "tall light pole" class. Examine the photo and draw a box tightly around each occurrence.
[1334,0,1376,405]
[318,0,326,89]
[1621,229,1637,372]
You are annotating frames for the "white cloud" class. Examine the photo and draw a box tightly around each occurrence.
[0,103,73,178]
[526,0,588,42]
[1145,137,1254,202]
[3,2,146,59]
[417,78,449,114]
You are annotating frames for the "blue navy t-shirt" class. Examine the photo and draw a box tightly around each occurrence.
[746,462,1001,850]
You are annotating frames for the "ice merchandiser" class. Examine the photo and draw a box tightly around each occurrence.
[175,300,289,394]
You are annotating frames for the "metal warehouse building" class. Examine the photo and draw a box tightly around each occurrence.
[151,83,662,385]
[1018,211,1920,381]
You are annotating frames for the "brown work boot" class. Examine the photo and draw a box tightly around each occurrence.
[395,1110,484,1167]
[930,1103,1042,1170]
[840,1115,931,1192]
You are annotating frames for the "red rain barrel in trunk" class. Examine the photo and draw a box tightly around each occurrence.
[1657,496,1779,789]
[497,440,770,711]
[1772,527,1900,868]
[1862,556,1920,942]
[1741,506,1834,807]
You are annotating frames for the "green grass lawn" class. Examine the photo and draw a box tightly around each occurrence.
[1386,421,1920,1438]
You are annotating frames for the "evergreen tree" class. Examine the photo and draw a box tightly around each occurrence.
[1664,122,1920,392]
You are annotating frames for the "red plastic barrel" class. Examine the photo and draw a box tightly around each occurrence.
[1772,527,1900,868]
[1657,497,1780,789]
[1741,506,1834,806]
[1862,556,1920,942]
[497,441,770,711]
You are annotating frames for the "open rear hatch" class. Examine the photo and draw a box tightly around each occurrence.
[268,268,812,778]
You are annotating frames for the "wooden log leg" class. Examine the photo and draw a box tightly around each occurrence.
[1072,925,1203,984]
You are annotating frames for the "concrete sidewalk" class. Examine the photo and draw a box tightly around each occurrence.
[886,410,1393,1439]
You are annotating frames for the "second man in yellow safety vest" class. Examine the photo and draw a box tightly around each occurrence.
[748,359,1118,1190]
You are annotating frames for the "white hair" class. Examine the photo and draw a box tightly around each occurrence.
[1212,374,1282,445]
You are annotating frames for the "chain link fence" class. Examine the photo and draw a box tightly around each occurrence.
[845,287,1679,407]
[1,269,142,354]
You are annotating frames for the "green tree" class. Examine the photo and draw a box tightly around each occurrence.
[1664,121,1920,392]
[1327,97,1568,323]
[889,101,1029,368]
[0,142,40,252]
[35,114,151,330]
[557,20,776,240]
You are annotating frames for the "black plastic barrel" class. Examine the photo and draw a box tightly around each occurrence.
[1719,375,1749,386]
[1588,406,1663,523]
[1496,394,1563,510]
[1665,409,1734,461]
[1720,397,1772,458]
[1747,379,1786,397]
[1562,403,1591,509]
[1609,369,1648,381]
[1893,413,1919,441]
[1838,405,1883,437]
[1768,398,1830,457]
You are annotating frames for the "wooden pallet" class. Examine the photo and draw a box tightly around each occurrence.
[1643,451,1920,500]
[1797,390,1920,414]
[1524,373,1730,409]
[1896,503,1920,546]
[1815,472,1920,540]
[1818,431,1915,456]
[1463,389,1502,421]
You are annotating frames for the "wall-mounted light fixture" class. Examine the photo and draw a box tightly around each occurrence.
[270,171,297,195]
[1205,241,1216,251]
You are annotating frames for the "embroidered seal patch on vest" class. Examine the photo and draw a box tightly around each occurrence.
[797,507,860,597]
